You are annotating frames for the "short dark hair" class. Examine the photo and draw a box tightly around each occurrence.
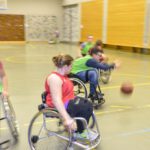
[95,40,103,46]
[89,47,102,56]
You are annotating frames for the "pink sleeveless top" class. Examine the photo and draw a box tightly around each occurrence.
[45,72,74,108]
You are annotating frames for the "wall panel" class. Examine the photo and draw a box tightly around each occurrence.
[81,0,103,42]
[107,0,146,47]
[81,0,148,49]
[0,14,24,41]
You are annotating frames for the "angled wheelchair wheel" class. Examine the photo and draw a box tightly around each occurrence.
[28,108,71,150]
[2,97,19,142]
[70,78,88,98]
[100,70,111,84]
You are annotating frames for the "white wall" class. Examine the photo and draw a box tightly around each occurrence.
[0,0,64,41]
[0,0,62,15]
[62,0,93,6]
[0,0,63,26]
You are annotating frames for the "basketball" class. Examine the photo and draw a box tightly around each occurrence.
[120,82,134,94]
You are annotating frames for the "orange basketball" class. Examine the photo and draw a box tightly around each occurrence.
[120,82,134,94]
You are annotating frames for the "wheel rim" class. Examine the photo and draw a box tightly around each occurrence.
[28,109,70,150]
[70,78,88,98]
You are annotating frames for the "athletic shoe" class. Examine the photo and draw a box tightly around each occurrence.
[73,129,98,141]
[88,92,104,100]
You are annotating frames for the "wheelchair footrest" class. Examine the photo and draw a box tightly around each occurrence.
[92,98,105,109]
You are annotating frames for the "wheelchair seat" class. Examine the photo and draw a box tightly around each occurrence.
[38,91,47,111]
[68,73,89,84]
[68,73,85,82]
[38,92,58,114]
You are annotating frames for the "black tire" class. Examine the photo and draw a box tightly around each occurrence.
[70,78,88,98]
[3,98,19,142]
[28,109,70,150]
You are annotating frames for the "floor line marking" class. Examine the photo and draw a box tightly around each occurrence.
[101,82,150,90]
[110,105,132,109]
[1,104,150,130]
[114,73,150,78]
[118,128,150,137]
[103,128,150,140]
[5,56,49,64]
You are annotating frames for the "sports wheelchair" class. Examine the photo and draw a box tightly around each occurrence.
[0,94,19,149]
[99,69,111,84]
[69,74,105,109]
[28,92,101,150]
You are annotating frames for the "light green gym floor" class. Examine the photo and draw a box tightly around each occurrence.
[0,43,150,150]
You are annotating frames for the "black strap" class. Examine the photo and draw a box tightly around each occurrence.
[85,70,89,82]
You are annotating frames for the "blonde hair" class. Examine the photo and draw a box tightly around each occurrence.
[52,54,73,68]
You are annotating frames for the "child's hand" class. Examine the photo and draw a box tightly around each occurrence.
[114,59,121,69]
[2,90,9,97]
[64,117,77,132]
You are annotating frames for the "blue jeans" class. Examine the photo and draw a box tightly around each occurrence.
[76,69,99,95]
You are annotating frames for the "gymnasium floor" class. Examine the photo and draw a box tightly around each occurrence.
[0,43,150,150]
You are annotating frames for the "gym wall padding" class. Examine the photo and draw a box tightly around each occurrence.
[107,0,146,48]
[81,0,103,42]
[81,0,147,48]
[0,14,25,41]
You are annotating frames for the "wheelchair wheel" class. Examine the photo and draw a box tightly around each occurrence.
[28,108,71,150]
[0,140,10,150]
[3,97,19,142]
[100,70,111,84]
[88,113,96,129]
[70,78,88,98]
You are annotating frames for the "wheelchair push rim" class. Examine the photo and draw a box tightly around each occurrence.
[28,108,72,150]
[28,108,100,150]
[70,78,88,98]
[1,95,19,142]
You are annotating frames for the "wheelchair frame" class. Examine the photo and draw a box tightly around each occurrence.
[28,107,101,150]
[69,75,105,108]
[28,90,101,150]
[70,77,88,98]
[99,69,111,84]
[0,94,19,149]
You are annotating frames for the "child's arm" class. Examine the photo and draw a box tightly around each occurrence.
[0,62,8,96]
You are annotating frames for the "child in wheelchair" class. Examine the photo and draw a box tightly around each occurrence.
[44,54,97,139]
[71,47,120,101]
[94,40,112,84]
